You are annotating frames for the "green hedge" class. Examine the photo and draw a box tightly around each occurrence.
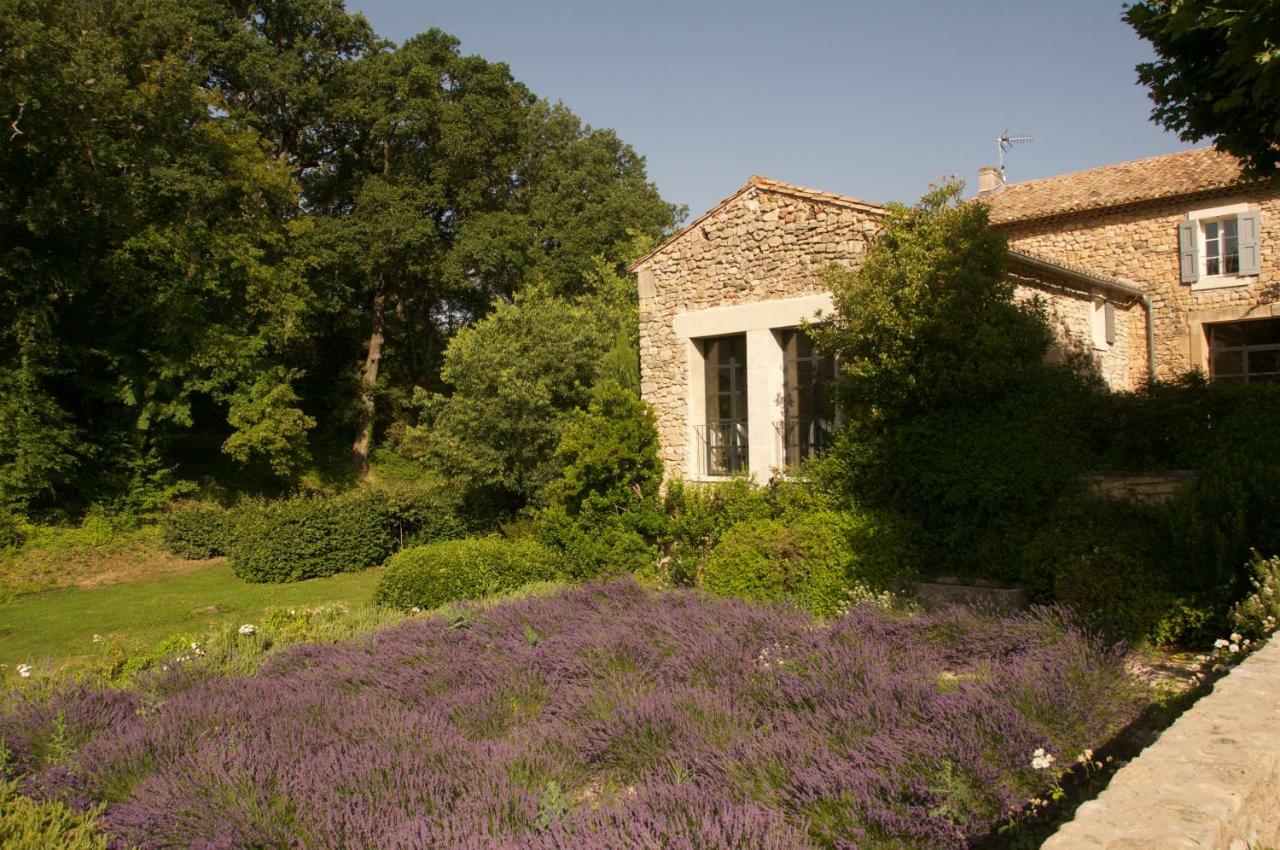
[374,537,560,610]
[702,510,865,616]
[161,501,229,559]
[228,487,463,583]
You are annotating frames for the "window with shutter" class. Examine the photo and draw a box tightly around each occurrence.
[1184,204,1262,289]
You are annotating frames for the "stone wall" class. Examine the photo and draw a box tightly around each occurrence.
[998,190,1280,382]
[1043,636,1280,849]
[1084,470,1197,505]
[634,182,882,477]
[1011,269,1148,392]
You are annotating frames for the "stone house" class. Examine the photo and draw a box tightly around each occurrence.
[630,148,1279,483]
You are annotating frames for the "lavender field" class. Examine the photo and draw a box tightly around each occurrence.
[1,580,1141,849]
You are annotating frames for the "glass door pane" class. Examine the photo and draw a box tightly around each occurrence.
[703,334,748,474]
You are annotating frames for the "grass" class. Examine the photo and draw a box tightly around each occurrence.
[0,562,384,677]
[0,520,211,600]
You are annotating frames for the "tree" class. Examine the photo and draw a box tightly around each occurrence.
[397,257,636,517]
[302,31,676,474]
[533,379,665,579]
[1,0,317,511]
[1126,0,1280,178]
[814,181,1100,580]
[813,180,1052,419]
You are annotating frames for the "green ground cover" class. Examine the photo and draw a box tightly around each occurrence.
[0,563,382,675]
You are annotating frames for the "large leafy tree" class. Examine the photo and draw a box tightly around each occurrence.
[306,30,677,473]
[1,0,676,511]
[0,0,317,510]
[814,181,1052,419]
[1126,0,1280,177]
[815,181,1100,579]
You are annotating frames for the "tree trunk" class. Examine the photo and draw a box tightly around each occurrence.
[351,287,387,476]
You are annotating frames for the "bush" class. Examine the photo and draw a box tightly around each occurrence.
[0,504,24,551]
[656,477,773,586]
[533,380,666,579]
[1231,552,1280,639]
[1021,497,1213,645]
[160,502,229,559]
[374,537,560,610]
[702,511,859,616]
[0,778,108,850]
[228,487,463,582]
[1166,449,1280,604]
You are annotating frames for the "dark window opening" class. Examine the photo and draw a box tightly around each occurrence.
[1207,319,1280,384]
[702,334,748,475]
[780,328,836,467]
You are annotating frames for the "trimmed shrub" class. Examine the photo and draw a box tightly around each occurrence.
[374,537,560,610]
[702,511,856,616]
[228,487,463,583]
[657,477,773,586]
[0,778,109,849]
[160,502,228,559]
[533,381,665,580]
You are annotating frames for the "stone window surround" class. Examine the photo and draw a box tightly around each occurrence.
[674,293,834,482]
[1187,301,1280,377]
[1187,201,1255,290]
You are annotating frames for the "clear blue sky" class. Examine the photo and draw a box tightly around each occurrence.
[346,0,1191,219]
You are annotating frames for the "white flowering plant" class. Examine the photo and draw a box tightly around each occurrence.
[1230,553,1280,642]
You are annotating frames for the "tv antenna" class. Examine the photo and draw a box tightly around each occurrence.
[997,130,1034,175]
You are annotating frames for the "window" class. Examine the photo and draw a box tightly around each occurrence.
[779,328,835,467]
[1202,217,1240,277]
[701,334,748,475]
[1179,207,1261,287]
[1206,319,1280,384]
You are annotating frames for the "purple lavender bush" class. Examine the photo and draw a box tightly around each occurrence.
[1,579,1141,849]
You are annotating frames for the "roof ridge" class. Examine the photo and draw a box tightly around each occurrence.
[747,174,885,213]
[1000,146,1219,191]
[628,175,884,272]
[986,146,1253,225]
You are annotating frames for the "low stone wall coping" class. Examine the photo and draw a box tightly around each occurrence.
[1042,636,1280,849]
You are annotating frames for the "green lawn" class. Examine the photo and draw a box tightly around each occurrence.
[0,562,383,670]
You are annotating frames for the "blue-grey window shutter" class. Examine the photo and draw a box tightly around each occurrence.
[1238,209,1261,276]
[1104,302,1116,346]
[1178,220,1199,283]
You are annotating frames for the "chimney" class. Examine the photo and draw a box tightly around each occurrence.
[977,165,1005,195]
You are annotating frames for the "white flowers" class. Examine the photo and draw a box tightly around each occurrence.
[1214,638,1230,649]
[1075,748,1093,765]
[16,663,32,678]
[755,642,792,671]
[1031,747,1055,770]
[238,623,257,636]
[1230,632,1242,643]
[92,634,102,643]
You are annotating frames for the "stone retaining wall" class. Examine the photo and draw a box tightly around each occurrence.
[1083,470,1197,505]
[1043,636,1280,849]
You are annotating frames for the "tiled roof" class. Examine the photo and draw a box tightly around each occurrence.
[984,147,1251,225]
[744,174,885,215]
[627,175,884,272]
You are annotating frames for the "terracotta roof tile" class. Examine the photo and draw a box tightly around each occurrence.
[983,147,1251,225]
